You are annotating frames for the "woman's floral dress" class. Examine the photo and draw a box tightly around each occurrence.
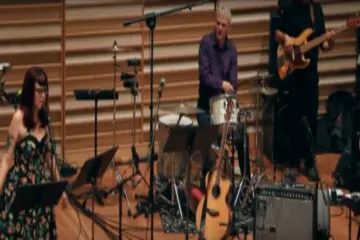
[0,130,57,240]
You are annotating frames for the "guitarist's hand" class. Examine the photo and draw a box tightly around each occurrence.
[325,29,336,50]
[284,34,294,47]
[284,34,294,57]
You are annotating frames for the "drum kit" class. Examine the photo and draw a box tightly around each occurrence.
[153,71,277,234]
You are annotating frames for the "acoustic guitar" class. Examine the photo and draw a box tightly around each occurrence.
[196,96,233,240]
[277,16,360,80]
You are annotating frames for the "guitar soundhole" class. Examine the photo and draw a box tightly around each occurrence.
[212,185,220,198]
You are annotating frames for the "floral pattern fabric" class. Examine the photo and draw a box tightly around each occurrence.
[0,132,57,240]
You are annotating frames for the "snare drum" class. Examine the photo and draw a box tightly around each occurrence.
[158,114,193,179]
[210,93,239,129]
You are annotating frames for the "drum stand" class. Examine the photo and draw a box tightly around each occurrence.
[170,153,185,221]
[105,41,132,216]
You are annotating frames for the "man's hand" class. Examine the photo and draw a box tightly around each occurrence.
[284,34,295,56]
[222,81,234,93]
[322,29,336,51]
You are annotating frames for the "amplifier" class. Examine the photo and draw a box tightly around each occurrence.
[253,183,330,240]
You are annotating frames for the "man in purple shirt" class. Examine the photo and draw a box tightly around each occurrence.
[196,4,251,191]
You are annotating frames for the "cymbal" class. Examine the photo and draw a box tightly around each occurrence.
[238,72,274,86]
[160,102,205,115]
[259,85,278,96]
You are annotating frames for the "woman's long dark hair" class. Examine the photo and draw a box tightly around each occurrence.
[20,66,49,130]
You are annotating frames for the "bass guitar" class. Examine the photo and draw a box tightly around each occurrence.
[196,96,233,240]
[277,16,360,80]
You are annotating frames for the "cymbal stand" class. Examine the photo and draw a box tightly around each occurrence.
[254,72,267,176]
[228,128,240,239]
[233,109,251,209]
[108,41,132,216]
[129,65,149,190]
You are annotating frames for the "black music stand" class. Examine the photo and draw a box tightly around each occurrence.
[68,146,118,240]
[7,181,68,239]
[73,89,118,206]
[162,124,219,239]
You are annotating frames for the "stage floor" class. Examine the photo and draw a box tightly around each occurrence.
[55,153,357,239]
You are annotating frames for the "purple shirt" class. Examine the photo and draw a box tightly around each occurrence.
[197,31,238,113]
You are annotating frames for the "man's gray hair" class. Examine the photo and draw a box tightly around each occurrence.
[216,3,232,23]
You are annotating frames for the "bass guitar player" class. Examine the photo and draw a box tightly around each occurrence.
[274,0,335,184]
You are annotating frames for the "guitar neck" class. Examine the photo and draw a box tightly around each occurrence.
[300,25,347,54]
[215,122,230,183]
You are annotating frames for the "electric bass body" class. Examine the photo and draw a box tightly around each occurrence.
[277,28,313,80]
[277,16,360,80]
[196,168,231,240]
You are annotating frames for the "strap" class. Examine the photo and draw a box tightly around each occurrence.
[310,3,316,30]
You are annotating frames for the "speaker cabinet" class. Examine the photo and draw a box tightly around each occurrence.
[253,183,330,240]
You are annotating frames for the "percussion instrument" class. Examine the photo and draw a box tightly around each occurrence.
[157,114,193,179]
[160,102,205,115]
[209,93,239,131]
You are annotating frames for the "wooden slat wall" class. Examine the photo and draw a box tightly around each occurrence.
[0,0,359,166]
[0,1,63,155]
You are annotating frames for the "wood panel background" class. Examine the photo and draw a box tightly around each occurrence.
[0,0,359,167]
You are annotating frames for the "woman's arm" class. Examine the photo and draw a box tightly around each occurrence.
[0,112,20,193]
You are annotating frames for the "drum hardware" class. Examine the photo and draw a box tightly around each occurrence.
[157,113,193,224]
[132,78,170,222]
[254,71,276,177]
[99,42,133,217]
[119,56,149,191]
[233,109,252,210]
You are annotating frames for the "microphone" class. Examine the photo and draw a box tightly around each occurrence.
[158,78,166,97]
[0,63,11,73]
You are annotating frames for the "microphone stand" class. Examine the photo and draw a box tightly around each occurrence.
[46,109,59,236]
[123,2,211,239]
[303,117,329,240]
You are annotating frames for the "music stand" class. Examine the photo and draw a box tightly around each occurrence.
[73,89,118,206]
[68,146,118,240]
[162,124,219,239]
[7,181,68,239]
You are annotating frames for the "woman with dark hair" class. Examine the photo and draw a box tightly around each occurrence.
[0,66,68,239]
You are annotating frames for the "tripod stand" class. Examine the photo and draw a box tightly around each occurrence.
[302,116,329,240]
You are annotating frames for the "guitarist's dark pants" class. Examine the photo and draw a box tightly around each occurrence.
[282,67,319,170]
[196,112,251,191]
